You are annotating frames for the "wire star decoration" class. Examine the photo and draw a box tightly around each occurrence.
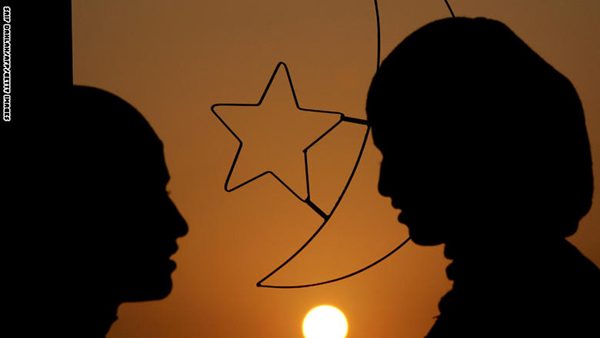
[210,0,454,289]
[211,61,383,288]
[211,61,368,219]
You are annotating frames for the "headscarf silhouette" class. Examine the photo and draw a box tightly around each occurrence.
[367,17,599,337]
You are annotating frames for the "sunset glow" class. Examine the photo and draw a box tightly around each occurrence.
[302,305,349,338]
[71,1,600,337]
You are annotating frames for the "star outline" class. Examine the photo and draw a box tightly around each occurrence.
[211,61,367,218]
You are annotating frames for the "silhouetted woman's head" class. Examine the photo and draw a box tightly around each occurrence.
[367,17,592,246]
[30,86,188,304]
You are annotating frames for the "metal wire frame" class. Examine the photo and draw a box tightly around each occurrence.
[210,0,455,288]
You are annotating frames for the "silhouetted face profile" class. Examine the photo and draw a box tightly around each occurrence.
[367,17,592,247]
[33,86,188,304]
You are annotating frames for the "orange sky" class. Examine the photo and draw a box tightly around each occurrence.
[72,1,600,337]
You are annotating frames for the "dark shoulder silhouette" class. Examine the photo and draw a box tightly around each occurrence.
[367,17,600,337]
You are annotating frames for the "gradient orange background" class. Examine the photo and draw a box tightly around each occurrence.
[72,1,600,337]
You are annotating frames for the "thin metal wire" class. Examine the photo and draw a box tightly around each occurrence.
[257,0,385,289]
[257,124,373,288]
[211,60,373,288]
[261,238,411,289]
[374,0,381,71]
[211,0,455,289]
[211,62,363,218]
[444,0,456,18]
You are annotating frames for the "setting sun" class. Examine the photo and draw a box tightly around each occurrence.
[302,305,349,338]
